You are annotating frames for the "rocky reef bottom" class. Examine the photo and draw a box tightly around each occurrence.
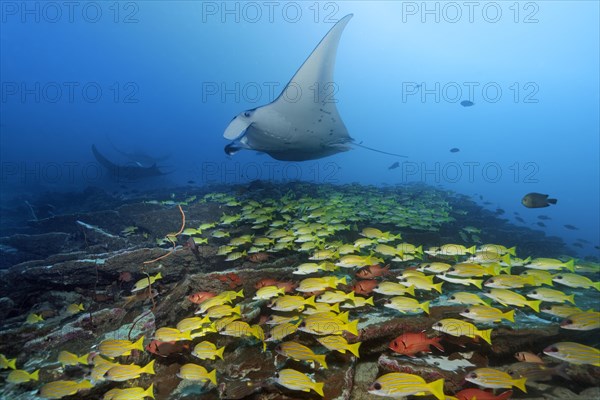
[0,182,598,399]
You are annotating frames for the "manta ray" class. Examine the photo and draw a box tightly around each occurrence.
[106,135,170,168]
[92,145,168,180]
[223,14,402,161]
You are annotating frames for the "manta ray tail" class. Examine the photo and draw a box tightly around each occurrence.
[353,142,408,158]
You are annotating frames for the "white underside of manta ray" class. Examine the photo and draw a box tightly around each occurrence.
[223,14,405,161]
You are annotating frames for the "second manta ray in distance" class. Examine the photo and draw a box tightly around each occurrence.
[223,14,405,161]
[107,135,170,168]
[91,145,169,181]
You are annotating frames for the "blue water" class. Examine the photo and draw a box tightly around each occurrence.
[1,1,598,257]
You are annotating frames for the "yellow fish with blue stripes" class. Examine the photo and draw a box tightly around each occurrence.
[253,285,286,300]
[270,295,316,312]
[483,288,541,312]
[7,369,39,384]
[99,336,144,358]
[552,273,600,290]
[0,354,16,370]
[58,351,89,366]
[316,335,361,357]
[526,288,575,305]
[103,383,154,400]
[39,380,93,399]
[447,292,490,306]
[524,258,575,272]
[460,305,515,323]
[154,327,192,342]
[275,341,328,369]
[368,372,445,399]
[544,342,600,366]
[296,276,347,292]
[176,316,211,332]
[90,355,119,383]
[299,312,358,336]
[265,321,300,342]
[275,368,324,397]
[66,303,85,315]
[465,367,527,392]
[26,313,44,324]
[432,318,492,344]
[384,296,430,314]
[192,341,225,360]
[131,272,162,292]
[104,359,155,381]
[560,311,600,331]
[177,363,217,384]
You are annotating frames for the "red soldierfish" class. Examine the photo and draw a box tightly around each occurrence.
[247,252,271,262]
[388,332,444,357]
[454,389,513,400]
[352,279,379,295]
[356,264,390,279]
[145,340,190,357]
[187,292,216,304]
[255,279,297,293]
[119,271,133,282]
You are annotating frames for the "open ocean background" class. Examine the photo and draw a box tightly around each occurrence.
[1,1,598,258]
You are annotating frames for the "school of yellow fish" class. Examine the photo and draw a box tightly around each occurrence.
[2,187,599,399]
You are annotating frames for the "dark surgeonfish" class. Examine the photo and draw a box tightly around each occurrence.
[223,15,405,161]
[450,147,460,153]
[506,361,569,383]
[92,145,168,180]
[521,193,557,208]
[388,162,400,170]
[460,100,474,107]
